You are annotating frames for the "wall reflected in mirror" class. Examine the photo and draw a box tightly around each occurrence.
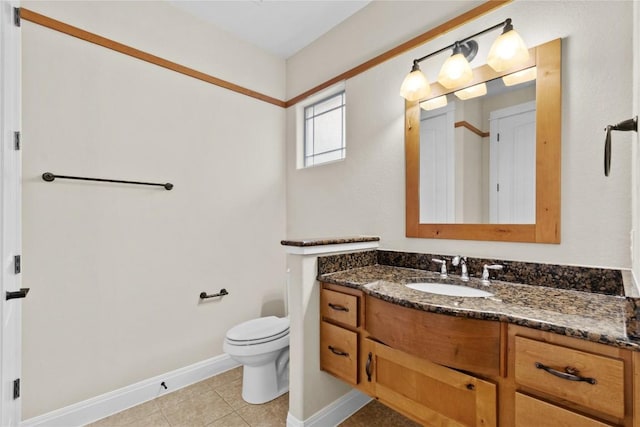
[419,69,536,224]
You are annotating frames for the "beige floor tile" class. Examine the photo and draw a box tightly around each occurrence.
[338,400,421,427]
[89,370,420,427]
[206,412,250,427]
[214,378,248,410]
[123,411,170,427]
[203,367,242,390]
[155,380,215,411]
[88,400,160,427]
[162,390,234,427]
[236,393,288,427]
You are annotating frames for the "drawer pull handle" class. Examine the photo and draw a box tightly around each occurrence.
[366,352,373,382]
[328,346,349,357]
[328,303,349,312]
[535,362,597,385]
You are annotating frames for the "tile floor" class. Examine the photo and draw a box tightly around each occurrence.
[87,367,420,427]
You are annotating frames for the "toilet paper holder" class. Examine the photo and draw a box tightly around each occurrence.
[199,289,229,299]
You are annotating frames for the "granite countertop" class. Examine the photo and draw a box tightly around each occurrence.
[318,265,639,351]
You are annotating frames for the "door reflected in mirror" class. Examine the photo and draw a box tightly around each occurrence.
[419,77,536,224]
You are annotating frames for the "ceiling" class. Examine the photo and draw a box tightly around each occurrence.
[168,1,371,59]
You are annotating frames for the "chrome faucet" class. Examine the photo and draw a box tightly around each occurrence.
[481,264,504,285]
[431,258,448,278]
[452,256,469,282]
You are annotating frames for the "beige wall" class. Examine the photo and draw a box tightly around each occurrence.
[633,1,640,288]
[21,1,286,419]
[286,0,634,269]
[19,0,638,420]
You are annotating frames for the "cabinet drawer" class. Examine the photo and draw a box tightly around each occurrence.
[321,289,359,328]
[320,321,358,385]
[515,336,624,419]
[515,393,612,427]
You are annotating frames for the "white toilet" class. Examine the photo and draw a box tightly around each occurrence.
[223,315,290,404]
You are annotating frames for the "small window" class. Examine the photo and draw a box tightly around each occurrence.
[302,90,346,167]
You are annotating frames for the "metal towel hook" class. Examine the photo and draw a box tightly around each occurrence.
[604,116,638,176]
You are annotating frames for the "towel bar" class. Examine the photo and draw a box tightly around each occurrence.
[42,172,173,190]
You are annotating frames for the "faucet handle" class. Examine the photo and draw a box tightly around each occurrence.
[481,264,503,284]
[431,258,448,278]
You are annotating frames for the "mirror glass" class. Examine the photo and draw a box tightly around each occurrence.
[405,39,561,243]
[419,77,536,224]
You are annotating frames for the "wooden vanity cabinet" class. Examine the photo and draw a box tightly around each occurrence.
[508,325,634,427]
[320,284,639,426]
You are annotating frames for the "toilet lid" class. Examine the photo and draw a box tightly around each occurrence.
[226,316,290,343]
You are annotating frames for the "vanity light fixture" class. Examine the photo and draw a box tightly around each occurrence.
[453,82,487,100]
[400,18,529,101]
[503,67,537,86]
[420,95,448,111]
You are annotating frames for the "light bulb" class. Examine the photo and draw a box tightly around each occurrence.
[420,95,448,111]
[454,82,487,100]
[438,53,473,89]
[487,29,529,72]
[399,66,431,101]
[502,67,537,86]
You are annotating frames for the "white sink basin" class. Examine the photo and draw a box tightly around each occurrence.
[406,283,493,298]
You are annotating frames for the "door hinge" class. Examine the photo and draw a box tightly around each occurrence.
[14,255,21,274]
[497,183,500,192]
[13,7,21,27]
[13,379,20,399]
[14,131,21,150]
[497,132,500,142]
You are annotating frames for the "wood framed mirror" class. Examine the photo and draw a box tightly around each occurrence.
[405,38,561,243]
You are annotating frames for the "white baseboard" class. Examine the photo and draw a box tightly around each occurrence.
[21,354,240,427]
[286,389,372,427]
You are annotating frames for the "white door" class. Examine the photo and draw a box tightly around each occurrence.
[419,103,455,223]
[1,2,23,425]
[489,101,536,224]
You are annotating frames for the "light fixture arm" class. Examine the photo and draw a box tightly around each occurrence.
[411,18,511,66]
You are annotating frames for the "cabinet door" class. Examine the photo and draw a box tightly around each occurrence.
[515,393,613,427]
[371,341,497,426]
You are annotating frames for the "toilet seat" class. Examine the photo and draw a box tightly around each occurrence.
[226,316,289,346]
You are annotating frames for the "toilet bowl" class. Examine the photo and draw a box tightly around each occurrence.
[223,316,290,404]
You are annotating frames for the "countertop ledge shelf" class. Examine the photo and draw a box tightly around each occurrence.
[281,236,380,247]
[318,263,640,352]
